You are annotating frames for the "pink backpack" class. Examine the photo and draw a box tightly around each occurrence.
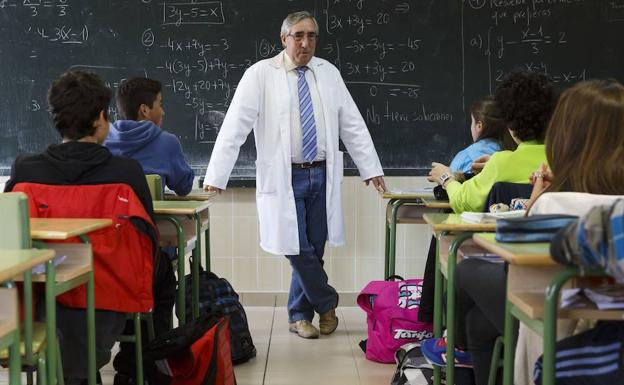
[357,276,434,363]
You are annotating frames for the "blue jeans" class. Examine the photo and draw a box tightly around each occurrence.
[286,165,338,323]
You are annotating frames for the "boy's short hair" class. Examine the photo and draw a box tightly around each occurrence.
[116,77,162,120]
[47,70,112,140]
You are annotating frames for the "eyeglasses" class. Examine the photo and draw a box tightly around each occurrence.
[287,32,318,42]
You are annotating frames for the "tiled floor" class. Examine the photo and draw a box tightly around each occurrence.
[1,307,426,385]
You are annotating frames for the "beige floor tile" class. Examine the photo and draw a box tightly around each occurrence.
[235,307,274,385]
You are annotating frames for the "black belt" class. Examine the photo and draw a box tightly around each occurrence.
[292,160,326,169]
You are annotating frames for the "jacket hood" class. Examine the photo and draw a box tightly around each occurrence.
[43,142,113,182]
[106,120,162,156]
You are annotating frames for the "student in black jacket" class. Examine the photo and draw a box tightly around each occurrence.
[5,70,174,385]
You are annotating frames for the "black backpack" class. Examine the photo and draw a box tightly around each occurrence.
[178,269,257,365]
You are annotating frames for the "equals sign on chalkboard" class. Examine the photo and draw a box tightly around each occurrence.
[394,3,410,13]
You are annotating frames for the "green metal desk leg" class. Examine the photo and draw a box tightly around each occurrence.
[86,271,96,385]
[45,260,57,385]
[8,328,20,385]
[204,221,210,272]
[542,268,576,385]
[192,213,201,319]
[502,298,517,385]
[5,281,21,385]
[384,216,391,279]
[159,216,186,325]
[388,199,404,278]
[432,231,447,385]
[384,199,396,279]
[79,234,97,385]
[445,232,474,385]
[23,270,34,384]
[488,336,503,385]
[134,314,144,385]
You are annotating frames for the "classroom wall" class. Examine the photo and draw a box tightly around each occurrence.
[209,176,433,296]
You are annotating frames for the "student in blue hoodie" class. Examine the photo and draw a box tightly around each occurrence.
[105,77,183,385]
[106,77,194,196]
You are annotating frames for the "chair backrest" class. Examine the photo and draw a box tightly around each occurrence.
[0,192,31,248]
[12,182,157,312]
[145,174,163,200]
[482,182,533,212]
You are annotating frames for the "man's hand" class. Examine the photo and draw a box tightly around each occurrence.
[203,185,223,194]
[427,162,452,185]
[470,155,491,175]
[365,176,388,194]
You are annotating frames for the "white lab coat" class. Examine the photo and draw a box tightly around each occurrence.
[204,51,383,255]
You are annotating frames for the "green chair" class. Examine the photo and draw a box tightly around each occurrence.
[116,174,165,385]
[145,174,164,201]
[0,192,61,385]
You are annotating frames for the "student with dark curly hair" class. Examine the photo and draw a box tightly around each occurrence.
[420,70,557,385]
[427,69,556,213]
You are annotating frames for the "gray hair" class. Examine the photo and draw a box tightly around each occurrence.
[280,11,319,37]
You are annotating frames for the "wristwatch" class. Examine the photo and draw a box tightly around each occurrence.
[439,173,453,188]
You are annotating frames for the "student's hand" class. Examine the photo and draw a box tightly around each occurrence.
[527,163,552,211]
[203,185,223,194]
[365,176,388,194]
[427,162,452,185]
[528,163,553,185]
[470,155,491,175]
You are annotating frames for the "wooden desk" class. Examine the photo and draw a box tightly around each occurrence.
[30,218,112,240]
[31,218,111,385]
[422,197,451,210]
[382,189,439,279]
[164,190,215,201]
[153,200,211,324]
[472,232,622,385]
[473,233,554,266]
[0,248,55,385]
[0,249,56,282]
[423,213,497,385]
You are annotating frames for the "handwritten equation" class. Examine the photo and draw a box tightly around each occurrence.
[161,1,225,26]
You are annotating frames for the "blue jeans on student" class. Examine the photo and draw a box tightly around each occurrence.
[286,165,338,323]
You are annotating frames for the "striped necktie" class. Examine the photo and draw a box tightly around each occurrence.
[296,66,317,162]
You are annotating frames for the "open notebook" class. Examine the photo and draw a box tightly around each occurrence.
[460,210,527,224]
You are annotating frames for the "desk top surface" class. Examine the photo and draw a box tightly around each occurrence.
[473,233,555,266]
[382,189,436,200]
[153,200,211,215]
[422,197,451,209]
[30,218,113,240]
[423,213,497,232]
[164,190,216,202]
[0,249,55,282]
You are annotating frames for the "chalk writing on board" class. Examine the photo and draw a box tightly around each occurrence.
[161,1,225,26]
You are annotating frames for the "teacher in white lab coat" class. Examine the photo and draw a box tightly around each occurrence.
[204,11,386,339]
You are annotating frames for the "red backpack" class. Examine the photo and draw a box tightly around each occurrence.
[144,313,236,385]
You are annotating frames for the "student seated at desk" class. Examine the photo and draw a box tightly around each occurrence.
[420,69,557,385]
[4,70,159,385]
[105,77,194,196]
[514,79,624,385]
[412,96,513,322]
[103,77,181,384]
[448,96,516,183]
[427,69,555,212]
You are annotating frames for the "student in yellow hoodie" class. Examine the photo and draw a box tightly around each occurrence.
[421,69,557,385]
[427,69,556,213]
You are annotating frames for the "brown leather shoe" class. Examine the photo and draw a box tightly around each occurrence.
[319,308,339,335]
[289,320,319,339]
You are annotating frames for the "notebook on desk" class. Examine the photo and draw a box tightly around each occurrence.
[460,210,527,224]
